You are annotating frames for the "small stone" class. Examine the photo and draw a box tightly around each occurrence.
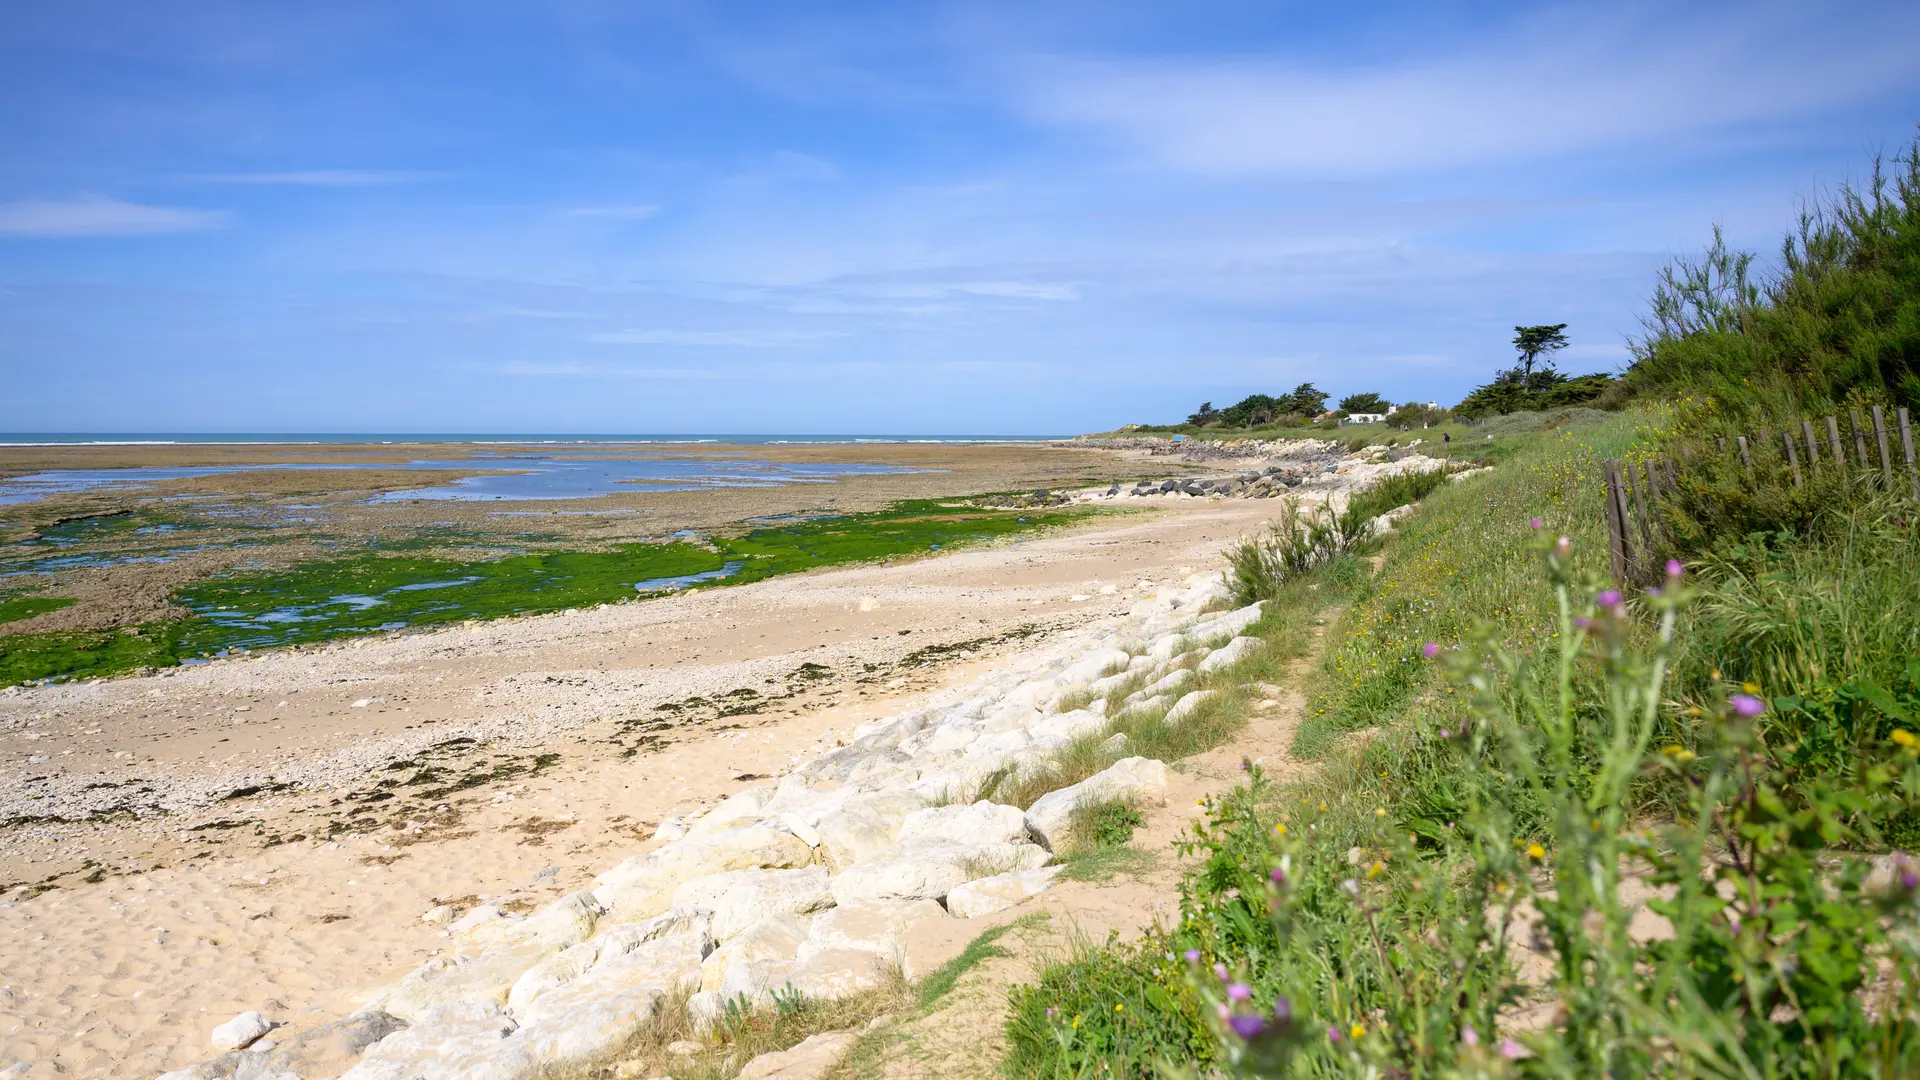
[667,1039,704,1057]
[419,904,457,926]
[210,1009,272,1051]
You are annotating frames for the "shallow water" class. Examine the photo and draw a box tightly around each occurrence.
[632,561,744,592]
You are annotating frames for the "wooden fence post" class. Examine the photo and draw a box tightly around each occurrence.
[1825,415,1843,466]
[1873,405,1894,487]
[1736,435,1752,472]
[1783,430,1802,486]
[1852,409,1871,467]
[1628,461,1655,566]
[1901,407,1918,501]
[1801,420,1821,474]
[1602,460,1627,583]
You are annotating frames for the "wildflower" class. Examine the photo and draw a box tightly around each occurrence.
[1350,1023,1367,1039]
[1269,866,1288,886]
[1272,997,1292,1023]
[1499,1038,1526,1060]
[1461,1025,1479,1047]
[1596,589,1622,609]
[1227,1014,1267,1040]
[1327,1026,1342,1042]
[1214,962,1230,982]
[1421,640,1440,659]
[1526,842,1546,860]
[1666,558,1684,579]
[1046,1007,1057,1019]
[1183,948,1201,964]
[1227,982,1252,1001]
[1115,1003,1124,1012]
[1272,822,1288,837]
[1729,694,1766,718]
[1892,729,1918,749]
[1528,517,1543,529]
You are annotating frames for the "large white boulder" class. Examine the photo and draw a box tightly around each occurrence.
[592,825,813,921]
[946,866,1065,919]
[787,948,893,1000]
[505,908,710,1015]
[1026,709,1106,747]
[383,943,554,1022]
[459,890,601,952]
[700,913,810,992]
[671,866,834,941]
[210,1010,271,1052]
[336,1001,516,1080]
[737,1031,858,1080]
[1189,603,1265,645]
[687,785,776,837]
[896,802,1030,847]
[798,898,948,978]
[1025,758,1169,851]
[1058,647,1131,687]
[1126,668,1193,705]
[513,930,709,1027]
[813,790,925,870]
[1164,690,1220,725]
[1197,636,1259,674]
[828,841,1051,905]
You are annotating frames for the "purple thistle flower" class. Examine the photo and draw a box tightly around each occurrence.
[1422,641,1441,659]
[1596,589,1622,608]
[1556,535,1572,555]
[1269,866,1287,885]
[1183,949,1201,964]
[1461,1025,1479,1047]
[1213,962,1230,982]
[1573,616,1592,630]
[1499,1039,1525,1060]
[1272,997,1292,1023]
[1227,982,1252,1001]
[1528,517,1543,529]
[1666,558,1684,579]
[1227,1014,1267,1040]
[1900,870,1918,891]
[1327,1026,1343,1042]
[1729,694,1766,718]
[1645,586,1661,597]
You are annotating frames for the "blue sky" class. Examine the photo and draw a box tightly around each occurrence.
[2,1,1916,435]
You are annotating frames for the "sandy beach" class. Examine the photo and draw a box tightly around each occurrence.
[1,477,1305,1079]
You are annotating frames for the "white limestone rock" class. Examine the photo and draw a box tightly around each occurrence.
[460,890,601,952]
[671,866,834,941]
[736,1031,857,1080]
[513,930,709,1027]
[1026,709,1105,747]
[1164,690,1220,725]
[592,825,813,921]
[1189,603,1264,645]
[798,898,947,978]
[813,791,924,871]
[1026,758,1169,851]
[896,802,1029,848]
[687,786,775,838]
[829,841,1050,905]
[788,948,894,1000]
[210,1011,271,1052]
[946,866,1065,919]
[384,942,554,1022]
[336,1001,516,1080]
[1197,636,1259,674]
[505,908,711,1015]
[700,913,810,992]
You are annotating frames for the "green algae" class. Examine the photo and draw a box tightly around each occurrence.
[1,498,1105,686]
[0,595,75,625]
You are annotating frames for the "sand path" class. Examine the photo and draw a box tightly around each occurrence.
[1,494,1298,1080]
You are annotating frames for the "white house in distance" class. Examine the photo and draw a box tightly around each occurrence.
[1342,402,1442,425]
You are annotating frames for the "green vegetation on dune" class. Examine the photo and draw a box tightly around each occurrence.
[0,497,1103,686]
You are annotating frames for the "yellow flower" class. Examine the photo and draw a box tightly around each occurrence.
[1350,1023,1367,1039]
[1272,823,1288,836]
[1115,1004,1124,1012]
[1374,808,1387,818]
[1742,681,1761,694]
[1893,729,1919,749]
[1527,843,1546,859]
[1366,860,1386,880]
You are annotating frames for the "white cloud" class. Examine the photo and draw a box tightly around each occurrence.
[1015,4,1920,175]
[0,196,226,237]
[589,328,841,347]
[193,170,429,185]
[566,204,662,220]
[499,361,737,379]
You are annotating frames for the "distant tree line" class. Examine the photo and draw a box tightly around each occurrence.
[1176,322,1619,430]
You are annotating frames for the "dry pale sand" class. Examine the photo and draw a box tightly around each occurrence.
[0,492,1303,1080]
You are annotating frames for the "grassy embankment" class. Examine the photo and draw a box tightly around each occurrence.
[998,135,1920,1078]
[0,499,1106,687]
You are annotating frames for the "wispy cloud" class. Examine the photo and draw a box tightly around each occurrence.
[589,328,842,347]
[1015,4,1920,175]
[192,170,431,186]
[500,361,740,379]
[0,196,226,237]
[565,204,662,220]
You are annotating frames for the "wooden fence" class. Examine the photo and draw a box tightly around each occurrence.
[1602,405,1920,583]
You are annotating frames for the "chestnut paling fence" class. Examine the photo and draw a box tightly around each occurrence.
[1602,405,1919,584]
